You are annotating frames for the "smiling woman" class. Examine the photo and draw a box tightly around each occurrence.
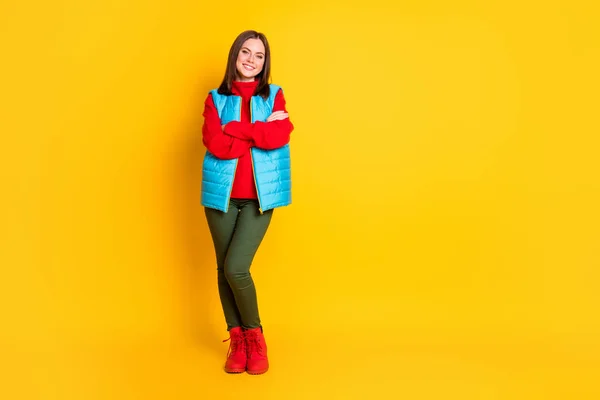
[199,30,294,375]
[216,30,273,99]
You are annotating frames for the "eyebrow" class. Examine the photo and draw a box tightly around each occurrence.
[241,47,264,55]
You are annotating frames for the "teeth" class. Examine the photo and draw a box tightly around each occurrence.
[243,64,254,70]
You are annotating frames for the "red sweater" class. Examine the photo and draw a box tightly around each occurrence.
[202,80,294,199]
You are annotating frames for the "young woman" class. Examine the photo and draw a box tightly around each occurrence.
[200,30,293,375]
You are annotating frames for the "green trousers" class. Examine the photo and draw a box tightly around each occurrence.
[204,199,273,330]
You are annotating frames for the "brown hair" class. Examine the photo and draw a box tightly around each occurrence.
[217,30,271,99]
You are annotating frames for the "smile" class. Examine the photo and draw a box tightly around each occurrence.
[242,64,255,71]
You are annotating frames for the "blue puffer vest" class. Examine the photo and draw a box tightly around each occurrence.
[201,84,292,213]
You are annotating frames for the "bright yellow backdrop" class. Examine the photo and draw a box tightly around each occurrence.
[1,0,599,399]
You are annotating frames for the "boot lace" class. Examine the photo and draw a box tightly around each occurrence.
[246,331,265,358]
[223,332,244,358]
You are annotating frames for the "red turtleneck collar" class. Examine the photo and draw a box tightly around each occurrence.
[231,80,259,99]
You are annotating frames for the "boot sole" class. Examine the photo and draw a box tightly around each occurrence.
[224,368,245,374]
[246,368,268,375]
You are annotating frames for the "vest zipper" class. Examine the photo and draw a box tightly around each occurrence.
[226,159,238,211]
[224,98,241,212]
[249,98,263,213]
[250,150,263,214]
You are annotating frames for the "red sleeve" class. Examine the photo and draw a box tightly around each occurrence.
[202,94,252,160]
[223,89,294,150]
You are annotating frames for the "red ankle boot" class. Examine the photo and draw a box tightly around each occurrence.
[223,327,246,373]
[244,327,269,375]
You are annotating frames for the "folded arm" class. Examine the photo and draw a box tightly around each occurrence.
[201,94,252,160]
[223,89,294,150]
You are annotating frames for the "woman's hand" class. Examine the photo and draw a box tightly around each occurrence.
[266,111,289,122]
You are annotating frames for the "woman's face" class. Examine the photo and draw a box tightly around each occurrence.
[235,38,265,82]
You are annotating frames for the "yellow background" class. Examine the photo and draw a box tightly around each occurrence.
[1,0,599,398]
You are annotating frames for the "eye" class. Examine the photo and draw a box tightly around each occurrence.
[257,55,264,60]
[241,49,249,54]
